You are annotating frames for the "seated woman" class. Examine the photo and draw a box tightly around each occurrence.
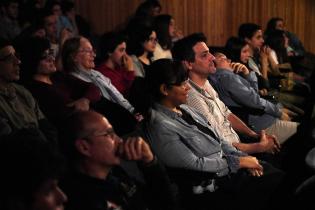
[60,36,139,135]
[142,59,284,210]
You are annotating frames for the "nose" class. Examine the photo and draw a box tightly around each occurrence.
[56,186,67,204]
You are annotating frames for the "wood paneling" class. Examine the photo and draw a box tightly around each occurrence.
[75,0,315,54]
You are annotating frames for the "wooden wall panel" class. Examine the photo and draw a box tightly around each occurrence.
[75,0,315,54]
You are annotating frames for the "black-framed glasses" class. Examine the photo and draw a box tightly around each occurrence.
[147,37,158,43]
[0,52,20,63]
[83,128,118,141]
[40,49,55,60]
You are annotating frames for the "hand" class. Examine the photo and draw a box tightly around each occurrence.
[60,28,73,46]
[281,107,298,118]
[258,130,281,154]
[239,156,263,171]
[118,137,154,164]
[280,111,291,121]
[231,62,250,75]
[67,98,90,111]
[134,113,144,122]
[122,54,134,71]
[259,88,268,96]
[248,168,263,177]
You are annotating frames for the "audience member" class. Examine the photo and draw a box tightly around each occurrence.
[0,128,67,210]
[60,110,179,210]
[142,59,284,210]
[0,38,57,142]
[172,33,280,156]
[61,36,139,135]
[96,32,135,97]
[0,0,22,40]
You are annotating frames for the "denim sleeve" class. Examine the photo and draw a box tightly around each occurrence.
[146,121,231,176]
[220,74,281,118]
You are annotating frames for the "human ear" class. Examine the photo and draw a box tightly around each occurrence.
[75,139,91,157]
[183,60,193,70]
[159,84,169,96]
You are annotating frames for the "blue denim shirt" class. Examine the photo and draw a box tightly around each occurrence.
[213,69,281,131]
[143,103,247,177]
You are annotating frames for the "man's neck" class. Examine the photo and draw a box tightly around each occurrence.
[0,80,10,89]
[33,74,53,85]
[189,72,207,87]
[78,161,111,180]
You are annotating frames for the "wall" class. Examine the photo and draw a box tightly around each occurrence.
[75,0,315,54]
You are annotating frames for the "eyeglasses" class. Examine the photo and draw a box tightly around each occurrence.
[83,128,118,141]
[148,37,158,43]
[0,52,20,63]
[78,48,96,55]
[40,49,55,60]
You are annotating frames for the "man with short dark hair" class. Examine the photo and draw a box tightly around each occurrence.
[0,38,57,142]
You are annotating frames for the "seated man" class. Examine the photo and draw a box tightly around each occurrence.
[213,52,299,144]
[143,59,285,210]
[172,33,280,155]
[60,110,178,210]
[0,38,57,142]
[0,128,67,210]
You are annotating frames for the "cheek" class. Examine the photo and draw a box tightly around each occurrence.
[32,194,56,210]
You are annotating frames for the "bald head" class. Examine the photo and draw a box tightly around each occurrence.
[67,110,111,139]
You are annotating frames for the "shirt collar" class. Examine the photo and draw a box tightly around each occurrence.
[153,103,182,119]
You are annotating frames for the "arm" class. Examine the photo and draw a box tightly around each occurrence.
[228,113,258,138]
[147,122,233,176]
[219,73,281,118]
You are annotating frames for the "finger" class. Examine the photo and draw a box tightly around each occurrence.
[127,138,138,160]
[135,137,142,157]
[124,138,132,160]
[117,141,124,157]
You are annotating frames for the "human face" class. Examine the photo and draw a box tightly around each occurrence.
[32,28,46,38]
[169,19,176,38]
[44,15,57,40]
[32,179,67,210]
[83,116,122,167]
[240,44,251,63]
[246,29,264,50]
[275,20,284,30]
[6,2,19,19]
[37,49,56,75]
[190,42,216,76]
[110,42,127,66]
[143,31,157,53]
[52,4,62,16]
[0,45,21,83]
[150,6,161,17]
[164,79,190,107]
[75,38,96,69]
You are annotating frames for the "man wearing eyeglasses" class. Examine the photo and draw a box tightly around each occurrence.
[60,110,178,210]
[0,38,57,142]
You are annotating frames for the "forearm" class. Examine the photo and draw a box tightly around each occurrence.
[233,142,263,154]
[228,113,258,137]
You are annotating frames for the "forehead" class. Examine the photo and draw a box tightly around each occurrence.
[192,42,209,53]
[0,46,14,57]
[115,42,126,49]
[252,30,263,38]
[80,38,92,48]
[45,15,57,24]
[89,115,112,133]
